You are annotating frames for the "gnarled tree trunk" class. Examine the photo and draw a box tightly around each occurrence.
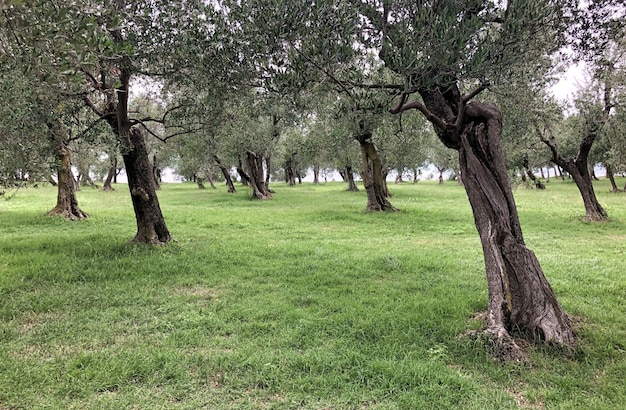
[539,128,607,221]
[46,135,88,220]
[356,132,396,212]
[245,150,272,199]
[523,154,546,190]
[391,83,575,359]
[606,164,620,192]
[458,103,574,359]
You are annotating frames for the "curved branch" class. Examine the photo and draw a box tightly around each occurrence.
[390,94,448,131]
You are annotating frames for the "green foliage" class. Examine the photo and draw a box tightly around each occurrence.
[1,181,626,408]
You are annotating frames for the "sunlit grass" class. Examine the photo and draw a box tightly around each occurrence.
[1,178,625,409]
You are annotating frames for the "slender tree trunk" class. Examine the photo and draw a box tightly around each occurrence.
[606,164,620,192]
[237,155,250,186]
[46,130,88,220]
[523,154,546,189]
[152,153,161,190]
[345,165,359,191]
[356,132,396,211]
[103,155,117,191]
[539,128,607,221]
[101,69,170,244]
[214,156,237,193]
[265,155,271,188]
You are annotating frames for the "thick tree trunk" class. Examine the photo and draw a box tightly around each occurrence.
[46,136,88,220]
[398,83,575,358]
[345,165,359,192]
[103,155,117,191]
[356,133,396,212]
[245,151,272,199]
[95,61,171,244]
[214,156,237,193]
[122,128,171,244]
[457,103,574,359]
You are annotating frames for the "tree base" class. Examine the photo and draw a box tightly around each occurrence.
[46,207,89,221]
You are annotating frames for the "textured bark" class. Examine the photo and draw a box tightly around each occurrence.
[236,155,250,186]
[152,153,161,190]
[539,129,607,221]
[122,128,171,244]
[356,132,396,212]
[313,163,320,184]
[393,83,577,358]
[245,151,272,199]
[457,103,574,358]
[46,136,88,220]
[100,67,170,244]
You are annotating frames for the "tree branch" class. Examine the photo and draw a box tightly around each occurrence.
[389,93,448,131]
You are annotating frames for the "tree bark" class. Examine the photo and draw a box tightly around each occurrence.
[539,128,607,221]
[606,164,620,192]
[313,163,320,184]
[103,155,117,191]
[245,150,272,199]
[356,132,396,212]
[214,156,237,193]
[523,154,546,189]
[344,165,359,192]
[457,103,574,359]
[391,83,576,358]
[99,67,170,244]
[236,155,250,186]
[46,129,88,220]
[152,153,161,190]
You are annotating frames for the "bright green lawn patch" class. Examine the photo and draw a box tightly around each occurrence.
[1,179,625,409]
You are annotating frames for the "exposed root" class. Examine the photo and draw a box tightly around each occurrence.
[46,207,89,221]
[463,326,529,363]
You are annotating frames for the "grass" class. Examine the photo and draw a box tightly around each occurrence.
[0,177,625,409]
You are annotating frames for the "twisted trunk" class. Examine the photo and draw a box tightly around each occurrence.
[392,84,576,359]
[246,151,271,199]
[356,133,396,212]
[458,103,574,359]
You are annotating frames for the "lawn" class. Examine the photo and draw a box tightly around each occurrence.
[1,178,625,409]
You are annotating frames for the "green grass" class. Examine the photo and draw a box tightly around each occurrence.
[1,178,625,409]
